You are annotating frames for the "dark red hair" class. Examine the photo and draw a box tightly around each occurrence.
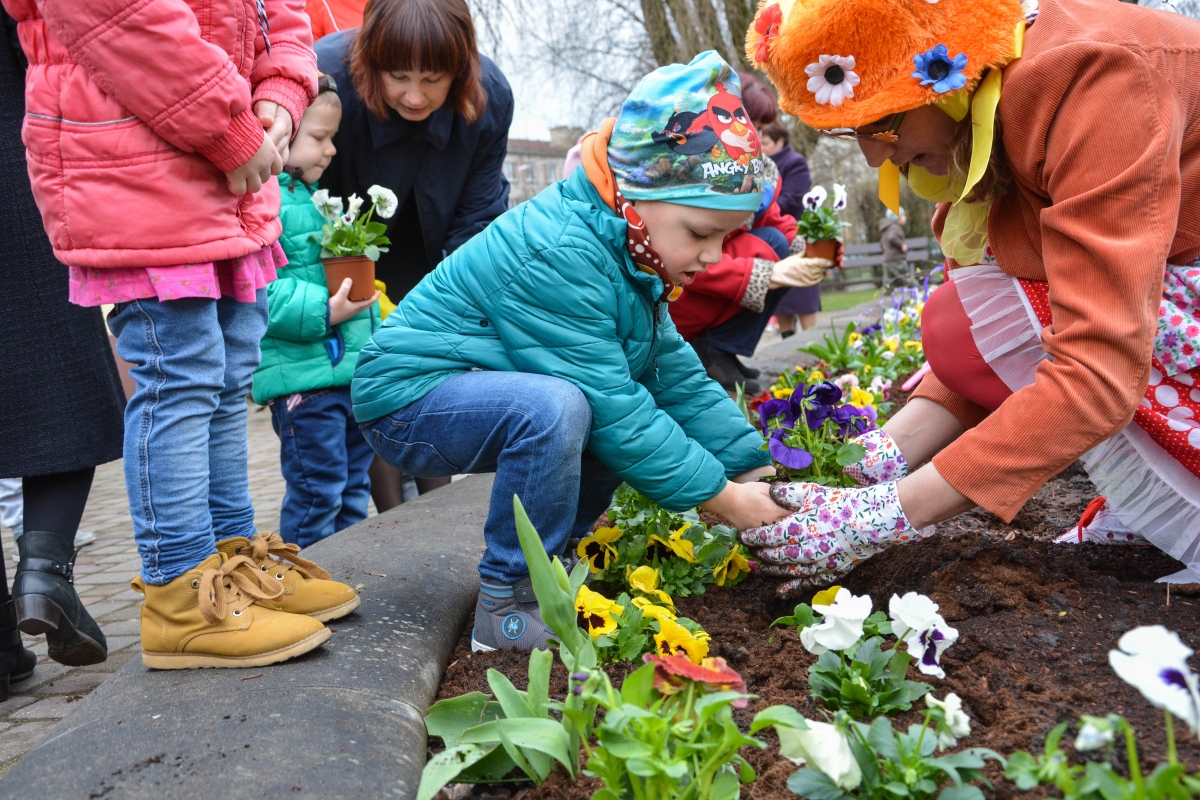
[737,71,778,127]
[350,0,487,124]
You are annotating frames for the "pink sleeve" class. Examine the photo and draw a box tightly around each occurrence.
[251,0,318,137]
[34,0,264,172]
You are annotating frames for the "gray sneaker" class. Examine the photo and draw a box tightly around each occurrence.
[471,579,554,652]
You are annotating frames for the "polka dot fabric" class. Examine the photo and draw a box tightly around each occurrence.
[1015,258,1200,480]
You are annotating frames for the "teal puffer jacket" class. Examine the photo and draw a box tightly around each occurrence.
[353,167,769,511]
[253,173,379,404]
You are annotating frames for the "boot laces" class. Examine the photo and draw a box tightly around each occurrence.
[197,555,284,624]
[249,532,331,581]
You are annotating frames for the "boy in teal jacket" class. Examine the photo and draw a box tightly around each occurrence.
[254,77,381,548]
[354,53,788,651]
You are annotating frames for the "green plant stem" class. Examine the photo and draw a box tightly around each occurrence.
[1166,709,1178,766]
[1121,718,1144,792]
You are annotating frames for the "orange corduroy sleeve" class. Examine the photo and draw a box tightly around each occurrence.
[932,43,1182,521]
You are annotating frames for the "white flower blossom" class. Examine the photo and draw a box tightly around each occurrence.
[832,183,848,211]
[347,194,364,216]
[889,592,959,679]
[1074,716,1115,752]
[802,186,828,211]
[926,692,971,749]
[777,719,862,790]
[1109,625,1200,733]
[311,189,343,221]
[800,588,872,655]
[805,55,860,107]
[368,185,399,219]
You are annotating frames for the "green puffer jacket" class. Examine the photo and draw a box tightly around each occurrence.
[253,173,379,404]
[353,167,769,511]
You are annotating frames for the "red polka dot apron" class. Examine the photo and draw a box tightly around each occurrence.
[951,252,1200,573]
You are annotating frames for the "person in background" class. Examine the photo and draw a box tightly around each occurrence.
[3,0,360,669]
[306,0,366,39]
[354,54,790,652]
[879,207,914,289]
[316,0,514,510]
[253,75,381,551]
[759,121,820,334]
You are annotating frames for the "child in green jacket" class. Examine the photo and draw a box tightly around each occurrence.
[254,75,381,548]
[354,53,789,651]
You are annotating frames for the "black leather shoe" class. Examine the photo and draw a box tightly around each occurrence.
[733,356,761,380]
[14,531,107,667]
[707,349,761,395]
[0,599,35,701]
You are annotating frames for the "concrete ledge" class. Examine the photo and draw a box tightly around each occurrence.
[747,299,881,385]
[0,474,490,799]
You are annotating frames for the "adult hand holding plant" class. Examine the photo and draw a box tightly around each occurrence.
[327,278,381,326]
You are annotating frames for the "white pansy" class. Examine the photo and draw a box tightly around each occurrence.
[805,55,860,107]
[926,692,971,749]
[1109,625,1200,733]
[1074,716,1114,752]
[777,719,862,790]
[889,591,959,679]
[311,189,343,221]
[802,186,828,211]
[832,183,848,211]
[347,194,364,217]
[799,588,872,655]
[368,185,399,219]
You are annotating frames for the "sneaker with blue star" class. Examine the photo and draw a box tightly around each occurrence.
[471,579,554,652]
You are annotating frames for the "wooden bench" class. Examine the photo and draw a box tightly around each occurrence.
[822,236,943,291]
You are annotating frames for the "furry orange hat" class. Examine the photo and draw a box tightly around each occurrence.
[746,0,1024,130]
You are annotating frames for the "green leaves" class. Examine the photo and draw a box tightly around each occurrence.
[772,602,819,631]
[808,637,932,719]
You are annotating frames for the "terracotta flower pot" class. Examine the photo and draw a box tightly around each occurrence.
[322,255,376,301]
[805,238,839,262]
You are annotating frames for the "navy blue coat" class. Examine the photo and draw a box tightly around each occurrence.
[315,32,513,295]
[769,143,812,221]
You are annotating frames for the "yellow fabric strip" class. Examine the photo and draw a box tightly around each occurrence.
[878,159,901,215]
[960,68,1002,203]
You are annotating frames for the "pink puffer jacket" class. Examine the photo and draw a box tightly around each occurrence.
[2,0,317,268]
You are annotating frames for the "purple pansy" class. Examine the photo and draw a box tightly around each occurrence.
[769,429,814,469]
[758,398,796,432]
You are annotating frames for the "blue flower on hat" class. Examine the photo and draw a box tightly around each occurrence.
[912,45,968,93]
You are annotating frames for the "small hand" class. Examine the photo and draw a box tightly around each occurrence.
[328,278,382,326]
[701,480,790,531]
[224,132,282,196]
[254,99,294,165]
[834,241,845,269]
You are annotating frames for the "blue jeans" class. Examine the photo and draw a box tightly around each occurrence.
[360,371,624,584]
[108,292,267,584]
[270,387,373,548]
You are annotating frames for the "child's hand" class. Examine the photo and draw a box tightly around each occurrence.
[225,132,282,196]
[328,278,381,326]
[768,255,833,289]
[255,100,294,165]
[700,480,790,531]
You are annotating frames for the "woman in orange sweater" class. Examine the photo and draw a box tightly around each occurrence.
[739,0,1200,593]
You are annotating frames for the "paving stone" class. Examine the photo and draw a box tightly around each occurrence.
[80,651,137,674]
[98,619,139,637]
[0,721,57,764]
[102,636,140,653]
[10,663,69,691]
[84,572,137,585]
[0,697,37,717]
[10,697,76,720]
[35,673,109,696]
[81,600,134,619]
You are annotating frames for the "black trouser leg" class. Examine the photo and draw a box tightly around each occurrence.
[22,466,94,539]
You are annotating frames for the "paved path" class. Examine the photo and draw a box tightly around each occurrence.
[0,403,313,777]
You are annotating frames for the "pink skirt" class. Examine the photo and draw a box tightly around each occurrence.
[68,242,287,307]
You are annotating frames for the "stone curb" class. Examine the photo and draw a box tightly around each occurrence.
[748,298,882,385]
[0,474,491,799]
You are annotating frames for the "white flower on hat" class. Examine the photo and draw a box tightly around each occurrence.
[806,55,860,107]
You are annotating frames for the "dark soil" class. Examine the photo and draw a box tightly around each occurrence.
[432,387,1200,798]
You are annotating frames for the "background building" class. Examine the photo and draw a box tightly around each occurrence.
[503,125,583,207]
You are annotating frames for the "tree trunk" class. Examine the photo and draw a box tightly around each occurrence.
[692,0,732,64]
[721,0,755,70]
[663,0,707,61]
[640,0,680,66]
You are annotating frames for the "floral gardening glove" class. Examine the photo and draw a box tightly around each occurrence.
[767,429,909,510]
[740,482,933,597]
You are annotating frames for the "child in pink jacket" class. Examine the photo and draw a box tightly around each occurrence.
[4,0,356,670]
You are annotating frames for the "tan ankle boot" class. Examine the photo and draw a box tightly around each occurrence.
[131,553,330,669]
[216,533,360,622]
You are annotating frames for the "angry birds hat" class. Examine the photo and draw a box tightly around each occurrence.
[746,0,1030,220]
[608,51,765,211]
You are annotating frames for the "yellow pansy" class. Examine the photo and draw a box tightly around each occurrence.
[772,387,794,399]
[627,565,674,605]
[811,585,842,606]
[862,364,873,374]
[904,341,924,351]
[655,617,709,664]
[574,584,623,638]
[713,548,749,586]
[899,314,910,324]
[849,387,876,409]
[576,526,623,573]
[631,596,677,624]
[848,332,863,344]
[809,370,826,381]
[883,338,900,353]
[646,525,696,563]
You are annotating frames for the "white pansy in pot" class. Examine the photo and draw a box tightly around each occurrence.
[777,718,862,790]
[926,692,971,749]
[1109,625,1200,734]
[832,183,848,211]
[802,185,828,212]
[367,184,399,219]
[799,587,872,655]
[311,188,343,222]
[889,591,959,678]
